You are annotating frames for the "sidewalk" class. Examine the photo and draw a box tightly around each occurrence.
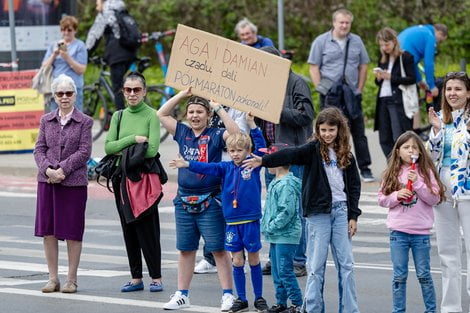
[0,128,386,192]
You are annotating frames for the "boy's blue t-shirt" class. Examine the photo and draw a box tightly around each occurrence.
[174,122,226,193]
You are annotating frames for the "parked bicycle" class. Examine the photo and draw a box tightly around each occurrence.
[83,29,177,142]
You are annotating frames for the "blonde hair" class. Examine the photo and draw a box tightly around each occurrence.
[376,27,402,63]
[226,132,252,150]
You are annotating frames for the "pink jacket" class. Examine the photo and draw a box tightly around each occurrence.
[378,164,441,234]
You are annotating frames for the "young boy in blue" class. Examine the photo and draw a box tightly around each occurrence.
[261,144,303,313]
[170,114,269,313]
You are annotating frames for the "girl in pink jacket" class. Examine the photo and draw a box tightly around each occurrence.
[378,131,445,313]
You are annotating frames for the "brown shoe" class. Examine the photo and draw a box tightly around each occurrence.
[41,279,60,293]
[61,280,77,293]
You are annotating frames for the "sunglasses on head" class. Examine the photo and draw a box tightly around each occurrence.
[445,71,468,79]
[123,87,143,94]
[55,91,75,98]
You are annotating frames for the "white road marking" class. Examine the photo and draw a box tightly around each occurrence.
[0,288,221,312]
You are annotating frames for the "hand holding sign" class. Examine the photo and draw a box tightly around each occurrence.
[165,24,291,124]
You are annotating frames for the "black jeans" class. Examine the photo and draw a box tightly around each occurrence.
[377,97,413,159]
[113,178,162,279]
[110,60,133,110]
[320,94,372,172]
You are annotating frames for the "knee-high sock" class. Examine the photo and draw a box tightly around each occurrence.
[233,265,246,301]
[250,263,263,299]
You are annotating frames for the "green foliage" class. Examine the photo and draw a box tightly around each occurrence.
[77,0,469,123]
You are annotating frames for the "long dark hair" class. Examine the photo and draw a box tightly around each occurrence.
[440,72,470,124]
[313,107,352,169]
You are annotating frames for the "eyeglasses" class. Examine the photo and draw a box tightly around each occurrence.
[61,28,74,32]
[123,87,143,94]
[55,91,75,98]
[445,71,468,79]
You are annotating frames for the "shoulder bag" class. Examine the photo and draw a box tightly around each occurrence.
[398,55,419,119]
[32,65,53,94]
[95,110,123,192]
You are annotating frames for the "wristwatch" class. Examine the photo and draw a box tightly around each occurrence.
[213,105,223,114]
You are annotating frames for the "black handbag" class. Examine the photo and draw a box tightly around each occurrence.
[95,110,123,192]
[325,40,362,120]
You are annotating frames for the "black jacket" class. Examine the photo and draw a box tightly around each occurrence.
[261,140,361,220]
[276,71,315,146]
[374,51,416,130]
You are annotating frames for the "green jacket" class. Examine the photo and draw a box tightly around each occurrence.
[261,172,302,244]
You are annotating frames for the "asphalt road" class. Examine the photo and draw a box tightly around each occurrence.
[0,130,468,313]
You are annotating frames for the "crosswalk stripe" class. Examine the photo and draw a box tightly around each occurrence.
[0,288,220,312]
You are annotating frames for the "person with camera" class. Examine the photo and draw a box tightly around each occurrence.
[374,27,416,159]
[41,15,87,112]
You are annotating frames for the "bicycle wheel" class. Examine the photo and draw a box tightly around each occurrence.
[83,85,109,142]
[146,85,174,142]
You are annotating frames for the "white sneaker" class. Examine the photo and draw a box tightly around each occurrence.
[163,291,190,310]
[194,259,217,274]
[220,293,236,312]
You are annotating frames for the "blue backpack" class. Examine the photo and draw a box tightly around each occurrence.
[114,9,141,50]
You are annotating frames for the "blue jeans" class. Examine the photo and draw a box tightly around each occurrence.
[173,193,225,252]
[390,231,436,313]
[290,165,306,267]
[304,201,359,313]
[270,243,303,307]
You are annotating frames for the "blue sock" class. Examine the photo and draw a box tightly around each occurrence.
[233,265,246,301]
[223,289,233,295]
[250,263,263,299]
[179,289,189,296]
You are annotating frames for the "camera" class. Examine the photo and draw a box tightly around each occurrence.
[58,42,67,52]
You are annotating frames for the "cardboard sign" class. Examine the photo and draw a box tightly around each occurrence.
[165,24,291,124]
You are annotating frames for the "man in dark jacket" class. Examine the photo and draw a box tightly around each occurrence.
[86,0,137,110]
[258,46,315,277]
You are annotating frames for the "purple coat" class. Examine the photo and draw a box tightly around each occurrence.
[34,109,93,186]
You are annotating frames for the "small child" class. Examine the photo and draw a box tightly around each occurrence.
[378,131,445,313]
[170,113,269,313]
[261,144,303,313]
[243,107,362,313]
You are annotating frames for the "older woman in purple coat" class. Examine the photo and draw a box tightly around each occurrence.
[33,74,93,294]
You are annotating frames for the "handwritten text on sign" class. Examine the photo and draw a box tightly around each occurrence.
[165,24,291,124]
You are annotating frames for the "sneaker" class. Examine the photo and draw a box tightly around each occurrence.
[194,259,217,274]
[121,281,144,292]
[262,261,271,275]
[280,306,302,313]
[149,281,163,292]
[360,168,376,183]
[254,297,269,312]
[294,265,307,277]
[267,304,287,313]
[163,291,190,310]
[221,293,236,312]
[229,298,249,313]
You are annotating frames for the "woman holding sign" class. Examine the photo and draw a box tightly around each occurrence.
[157,88,239,311]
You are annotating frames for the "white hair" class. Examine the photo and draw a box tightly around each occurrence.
[235,18,257,35]
[51,74,77,94]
